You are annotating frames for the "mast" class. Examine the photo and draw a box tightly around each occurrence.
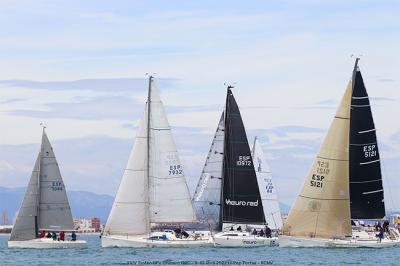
[35,124,46,237]
[219,85,231,231]
[351,57,360,91]
[146,75,152,234]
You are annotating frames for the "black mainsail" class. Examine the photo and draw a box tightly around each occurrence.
[221,87,265,226]
[349,59,385,219]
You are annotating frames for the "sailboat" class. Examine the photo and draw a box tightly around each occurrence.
[193,86,279,247]
[251,137,283,231]
[8,127,86,248]
[101,76,210,248]
[280,58,400,248]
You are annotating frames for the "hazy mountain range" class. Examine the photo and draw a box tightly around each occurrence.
[0,186,291,224]
[0,186,113,223]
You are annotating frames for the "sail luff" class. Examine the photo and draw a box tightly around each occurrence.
[145,75,152,234]
[283,82,352,239]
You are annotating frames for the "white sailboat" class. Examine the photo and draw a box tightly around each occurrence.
[101,76,210,248]
[8,127,86,248]
[280,58,400,248]
[193,86,280,247]
[251,137,283,231]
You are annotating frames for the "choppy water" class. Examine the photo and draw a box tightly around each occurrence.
[0,235,399,265]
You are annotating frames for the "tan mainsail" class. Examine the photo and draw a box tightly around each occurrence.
[283,82,352,239]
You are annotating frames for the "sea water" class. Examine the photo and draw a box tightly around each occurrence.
[0,235,398,265]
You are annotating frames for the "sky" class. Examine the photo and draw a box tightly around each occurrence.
[0,0,400,210]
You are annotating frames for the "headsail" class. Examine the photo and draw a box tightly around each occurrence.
[349,60,385,219]
[104,109,149,236]
[252,137,283,230]
[222,88,265,225]
[283,82,352,239]
[38,130,74,231]
[192,112,224,228]
[9,156,40,241]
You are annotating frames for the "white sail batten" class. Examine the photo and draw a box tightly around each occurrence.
[192,112,224,227]
[283,82,352,239]
[38,131,74,231]
[148,80,196,223]
[9,156,40,241]
[252,137,283,230]
[104,110,149,236]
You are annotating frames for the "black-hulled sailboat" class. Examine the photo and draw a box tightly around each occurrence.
[193,86,280,247]
[280,58,400,248]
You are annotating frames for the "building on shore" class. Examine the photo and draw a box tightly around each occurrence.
[74,217,103,233]
[1,210,9,225]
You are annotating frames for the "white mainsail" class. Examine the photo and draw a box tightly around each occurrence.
[283,82,352,239]
[192,112,225,227]
[251,137,283,230]
[104,77,196,236]
[38,131,74,231]
[10,129,74,240]
[148,79,196,223]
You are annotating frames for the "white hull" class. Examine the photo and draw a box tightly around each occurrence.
[279,235,400,248]
[213,232,278,247]
[8,238,86,249]
[101,234,212,248]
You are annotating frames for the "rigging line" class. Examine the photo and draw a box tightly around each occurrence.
[380,150,397,212]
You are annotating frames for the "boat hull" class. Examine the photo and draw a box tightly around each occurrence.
[213,233,278,247]
[8,238,86,249]
[101,234,212,248]
[279,235,400,248]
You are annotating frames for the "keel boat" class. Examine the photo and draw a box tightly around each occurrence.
[8,127,86,248]
[193,86,281,247]
[280,58,400,248]
[101,76,210,248]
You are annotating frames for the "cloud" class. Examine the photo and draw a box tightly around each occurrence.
[377,78,395,83]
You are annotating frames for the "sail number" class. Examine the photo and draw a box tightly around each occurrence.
[237,156,252,166]
[310,174,324,188]
[363,145,377,158]
[169,165,183,176]
[265,178,274,194]
[310,160,329,188]
[51,181,63,191]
